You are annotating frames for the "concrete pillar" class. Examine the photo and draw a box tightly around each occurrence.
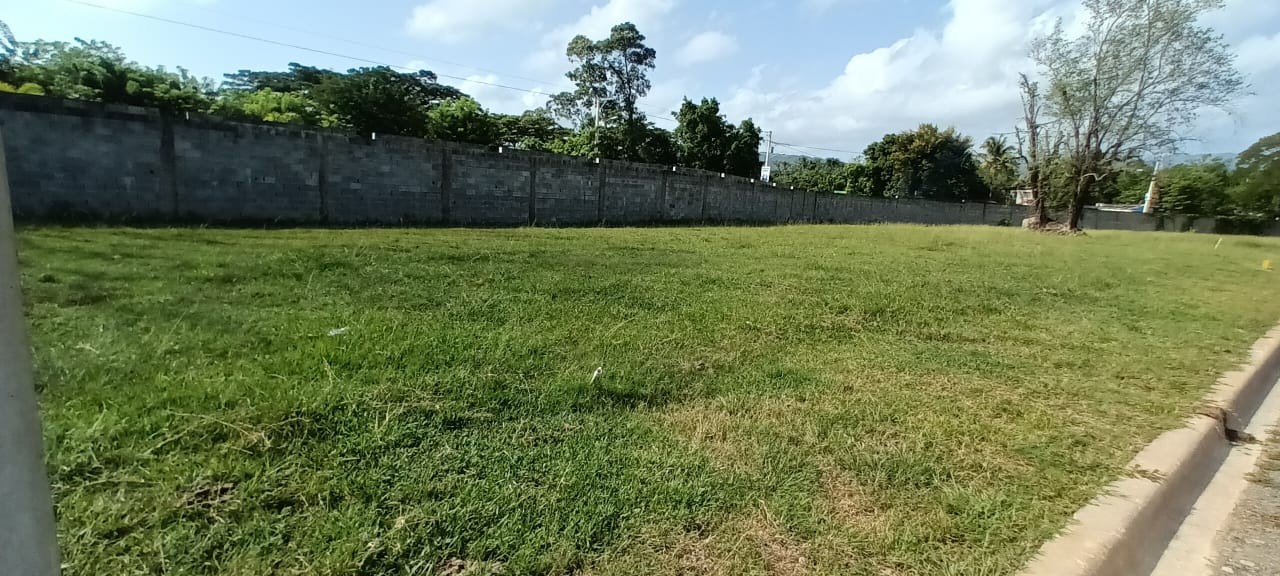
[0,129,61,576]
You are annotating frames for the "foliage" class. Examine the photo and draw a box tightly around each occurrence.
[863,124,989,201]
[549,22,656,160]
[208,88,337,127]
[671,98,761,177]
[0,81,44,95]
[1232,132,1280,217]
[1030,0,1246,229]
[979,136,1018,203]
[25,225,1280,575]
[772,157,871,194]
[309,67,463,137]
[495,109,573,151]
[1156,162,1232,215]
[425,97,500,145]
[673,98,732,171]
[3,37,213,111]
[727,119,763,179]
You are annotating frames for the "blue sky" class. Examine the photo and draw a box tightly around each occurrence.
[9,0,1280,156]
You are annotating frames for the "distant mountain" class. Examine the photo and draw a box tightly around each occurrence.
[1163,152,1238,168]
[759,152,823,167]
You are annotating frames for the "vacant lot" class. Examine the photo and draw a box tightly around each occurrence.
[19,225,1280,575]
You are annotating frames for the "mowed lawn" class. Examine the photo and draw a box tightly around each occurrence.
[18,224,1280,576]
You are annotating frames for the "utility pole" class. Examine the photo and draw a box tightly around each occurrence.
[593,96,602,159]
[0,129,61,576]
[761,130,773,182]
[1142,159,1162,214]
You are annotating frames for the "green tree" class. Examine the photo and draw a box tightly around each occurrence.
[1030,0,1245,230]
[222,63,340,93]
[4,37,213,111]
[726,119,762,179]
[1232,133,1280,216]
[310,67,463,136]
[495,109,572,151]
[1156,162,1232,215]
[673,98,732,171]
[672,98,761,178]
[863,124,988,201]
[425,97,500,145]
[208,88,336,126]
[549,22,656,160]
[0,81,44,95]
[772,157,873,194]
[979,136,1018,202]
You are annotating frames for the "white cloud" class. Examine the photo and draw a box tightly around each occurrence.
[676,31,738,67]
[722,0,1276,157]
[434,72,553,115]
[407,0,549,43]
[1235,32,1280,75]
[725,0,1058,157]
[525,0,677,75]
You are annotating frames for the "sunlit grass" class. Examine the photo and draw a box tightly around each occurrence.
[20,224,1280,575]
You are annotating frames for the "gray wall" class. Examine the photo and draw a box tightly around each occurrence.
[0,94,1186,233]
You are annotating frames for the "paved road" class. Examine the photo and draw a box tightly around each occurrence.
[1210,439,1280,576]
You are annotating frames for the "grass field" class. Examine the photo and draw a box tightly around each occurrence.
[18,224,1280,576]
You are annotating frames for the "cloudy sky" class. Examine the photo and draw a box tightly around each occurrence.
[10,0,1280,157]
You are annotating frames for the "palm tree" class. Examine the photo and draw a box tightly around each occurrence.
[980,136,1018,202]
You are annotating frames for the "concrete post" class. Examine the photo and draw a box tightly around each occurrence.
[527,156,538,226]
[0,129,61,576]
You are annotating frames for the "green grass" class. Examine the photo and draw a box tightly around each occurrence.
[18,224,1280,576]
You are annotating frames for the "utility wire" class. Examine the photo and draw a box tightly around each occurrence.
[61,0,557,98]
[773,141,862,157]
[61,0,884,142]
[147,0,565,89]
[63,0,688,124]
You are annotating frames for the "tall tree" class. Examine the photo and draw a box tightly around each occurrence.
[310,67,463,137]
[3,37,213,111]
[549,22,656,160]
[863,124,988,201]
[495,109,572,151]
[726,118,762,179]
[979,136,1019,203]
[425,96,500,145]
[673,98,732,171]
[208,88,336,126]
[1030,0,1245,230]
[1232,132,1280,217]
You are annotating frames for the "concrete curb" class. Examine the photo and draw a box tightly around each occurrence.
[1019,325,1280,576]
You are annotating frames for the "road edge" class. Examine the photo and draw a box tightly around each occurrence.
[1018,324,1280,576]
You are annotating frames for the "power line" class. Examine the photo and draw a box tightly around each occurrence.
[152,0,565,89]
[773,141,862,157]
[60,0,685,124]
[61,0,556,98]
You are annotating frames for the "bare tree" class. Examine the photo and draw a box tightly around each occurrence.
[1030,0,1245,230]
[1015,74,1049,228]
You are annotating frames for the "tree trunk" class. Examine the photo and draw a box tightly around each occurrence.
[1068,173,1094,231]
[1027,164,1046,227]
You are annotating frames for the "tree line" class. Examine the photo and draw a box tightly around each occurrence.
[0,21,761,179]
[1,3,1277,220]
[774,0,1279,224]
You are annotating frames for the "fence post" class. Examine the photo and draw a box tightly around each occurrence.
[158,113,179,218]
[0,129,61,576]
[595,161,607,225]
[439,146,452,225]
[527,156,538,226]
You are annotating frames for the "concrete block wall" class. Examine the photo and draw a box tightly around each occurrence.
[173,118,322,222]
[324,134,444,225]
[0,97,169,219]
[0,93,1251,235]
[531,156,598,226]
